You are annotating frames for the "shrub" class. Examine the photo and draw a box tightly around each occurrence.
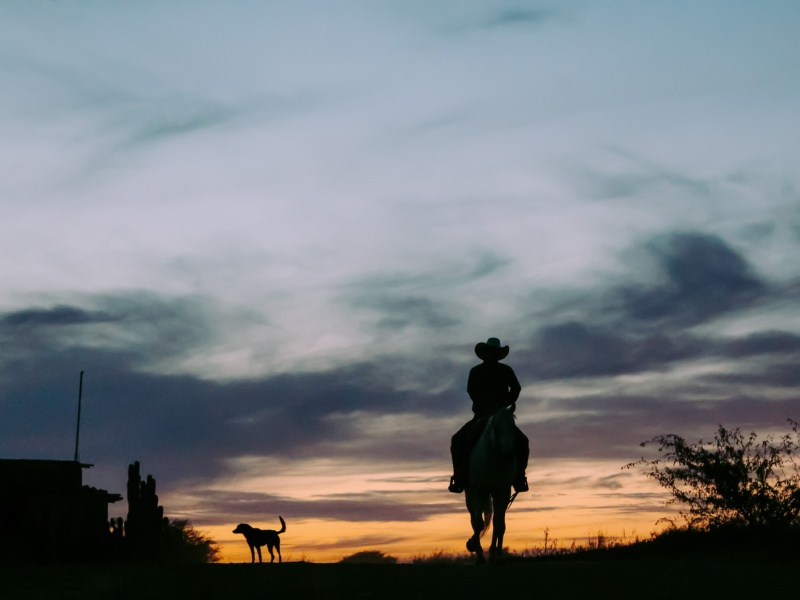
[164,519,221,564]
[626,419,800,529]
[339,550,398,564]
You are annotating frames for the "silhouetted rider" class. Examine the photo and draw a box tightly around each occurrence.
[449,337,529,494]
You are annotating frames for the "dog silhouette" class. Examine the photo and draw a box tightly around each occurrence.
[233,517,285,563]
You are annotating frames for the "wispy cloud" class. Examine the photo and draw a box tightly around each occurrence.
[174,489,455,524]
[120,101,243,148]
[484,8,557,30]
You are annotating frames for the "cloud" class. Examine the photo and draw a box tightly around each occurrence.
[576,151,713,201]
[124,102,241,147]
[348,250,510,292]
[704,365,800,389]
[484,8,556,30]
[1,305,112,327]
[523,322,705,379]
[723,331,800,357]
[1,227,798,530]
[300,536,410,553]
[619,232,765,326]
[513,231,788,381]
[173,489,455,525]
[344,250,511,335]
[0,292,215,367]
[0,291,465,488]
[353,293,461,332]
[526,394,800,461]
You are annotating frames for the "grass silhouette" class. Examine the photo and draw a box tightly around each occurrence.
[4,525,799,599]
[3,543,798,600]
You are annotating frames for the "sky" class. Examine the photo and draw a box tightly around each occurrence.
[2,0,800,562]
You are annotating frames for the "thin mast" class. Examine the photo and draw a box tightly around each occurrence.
[74,371,84,462]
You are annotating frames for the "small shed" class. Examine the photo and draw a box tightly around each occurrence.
[0,459,122,562]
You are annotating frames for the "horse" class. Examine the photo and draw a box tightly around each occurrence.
[464,406,517,564]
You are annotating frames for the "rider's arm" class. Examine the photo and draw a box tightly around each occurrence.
[467,367,477,402]
[506,366,521,406]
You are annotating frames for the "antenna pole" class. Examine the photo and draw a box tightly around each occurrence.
[74,371,84,462]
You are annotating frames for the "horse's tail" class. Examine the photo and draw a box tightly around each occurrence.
[480,497,493,537]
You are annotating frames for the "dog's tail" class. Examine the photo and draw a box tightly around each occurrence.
[277,516,286,534]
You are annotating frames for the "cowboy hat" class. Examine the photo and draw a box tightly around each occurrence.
[475,337,509,360]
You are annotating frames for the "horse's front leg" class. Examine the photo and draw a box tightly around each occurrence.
[466,512,486,564]
[465,493,486,563]
[489,499,508,561]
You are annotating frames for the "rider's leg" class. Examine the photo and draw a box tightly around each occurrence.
[450,419,482,492]
[513,428,529,493]
[449,424,470,492]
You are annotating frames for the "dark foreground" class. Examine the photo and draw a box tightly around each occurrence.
[3,554,797,600]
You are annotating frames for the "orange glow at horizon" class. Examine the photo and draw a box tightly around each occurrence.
[161,457,677,563]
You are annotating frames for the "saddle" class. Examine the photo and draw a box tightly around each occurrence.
[450,407,527,494]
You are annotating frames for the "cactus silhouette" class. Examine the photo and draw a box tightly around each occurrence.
[124,461,167,558]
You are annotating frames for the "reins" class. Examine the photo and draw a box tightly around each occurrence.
[507,491,519,509]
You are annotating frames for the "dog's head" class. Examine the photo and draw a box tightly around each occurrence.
[232,523,252,535]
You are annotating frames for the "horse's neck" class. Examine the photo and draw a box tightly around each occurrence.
[470,409,516,489]
[478,409,514,457]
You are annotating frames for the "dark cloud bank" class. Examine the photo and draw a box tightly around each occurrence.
[2,230,799,523]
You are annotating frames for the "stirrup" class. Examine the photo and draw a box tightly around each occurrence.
[513,476,529,493]
[448,477,464,494]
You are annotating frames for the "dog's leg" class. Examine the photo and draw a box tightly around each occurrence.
[249,544,256,563]
[256,546,263,563]
[267,543,275,563]
[276,540,282,563]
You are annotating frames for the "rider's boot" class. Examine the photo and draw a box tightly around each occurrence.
[448,473,466,494]
[513,473,529,493]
